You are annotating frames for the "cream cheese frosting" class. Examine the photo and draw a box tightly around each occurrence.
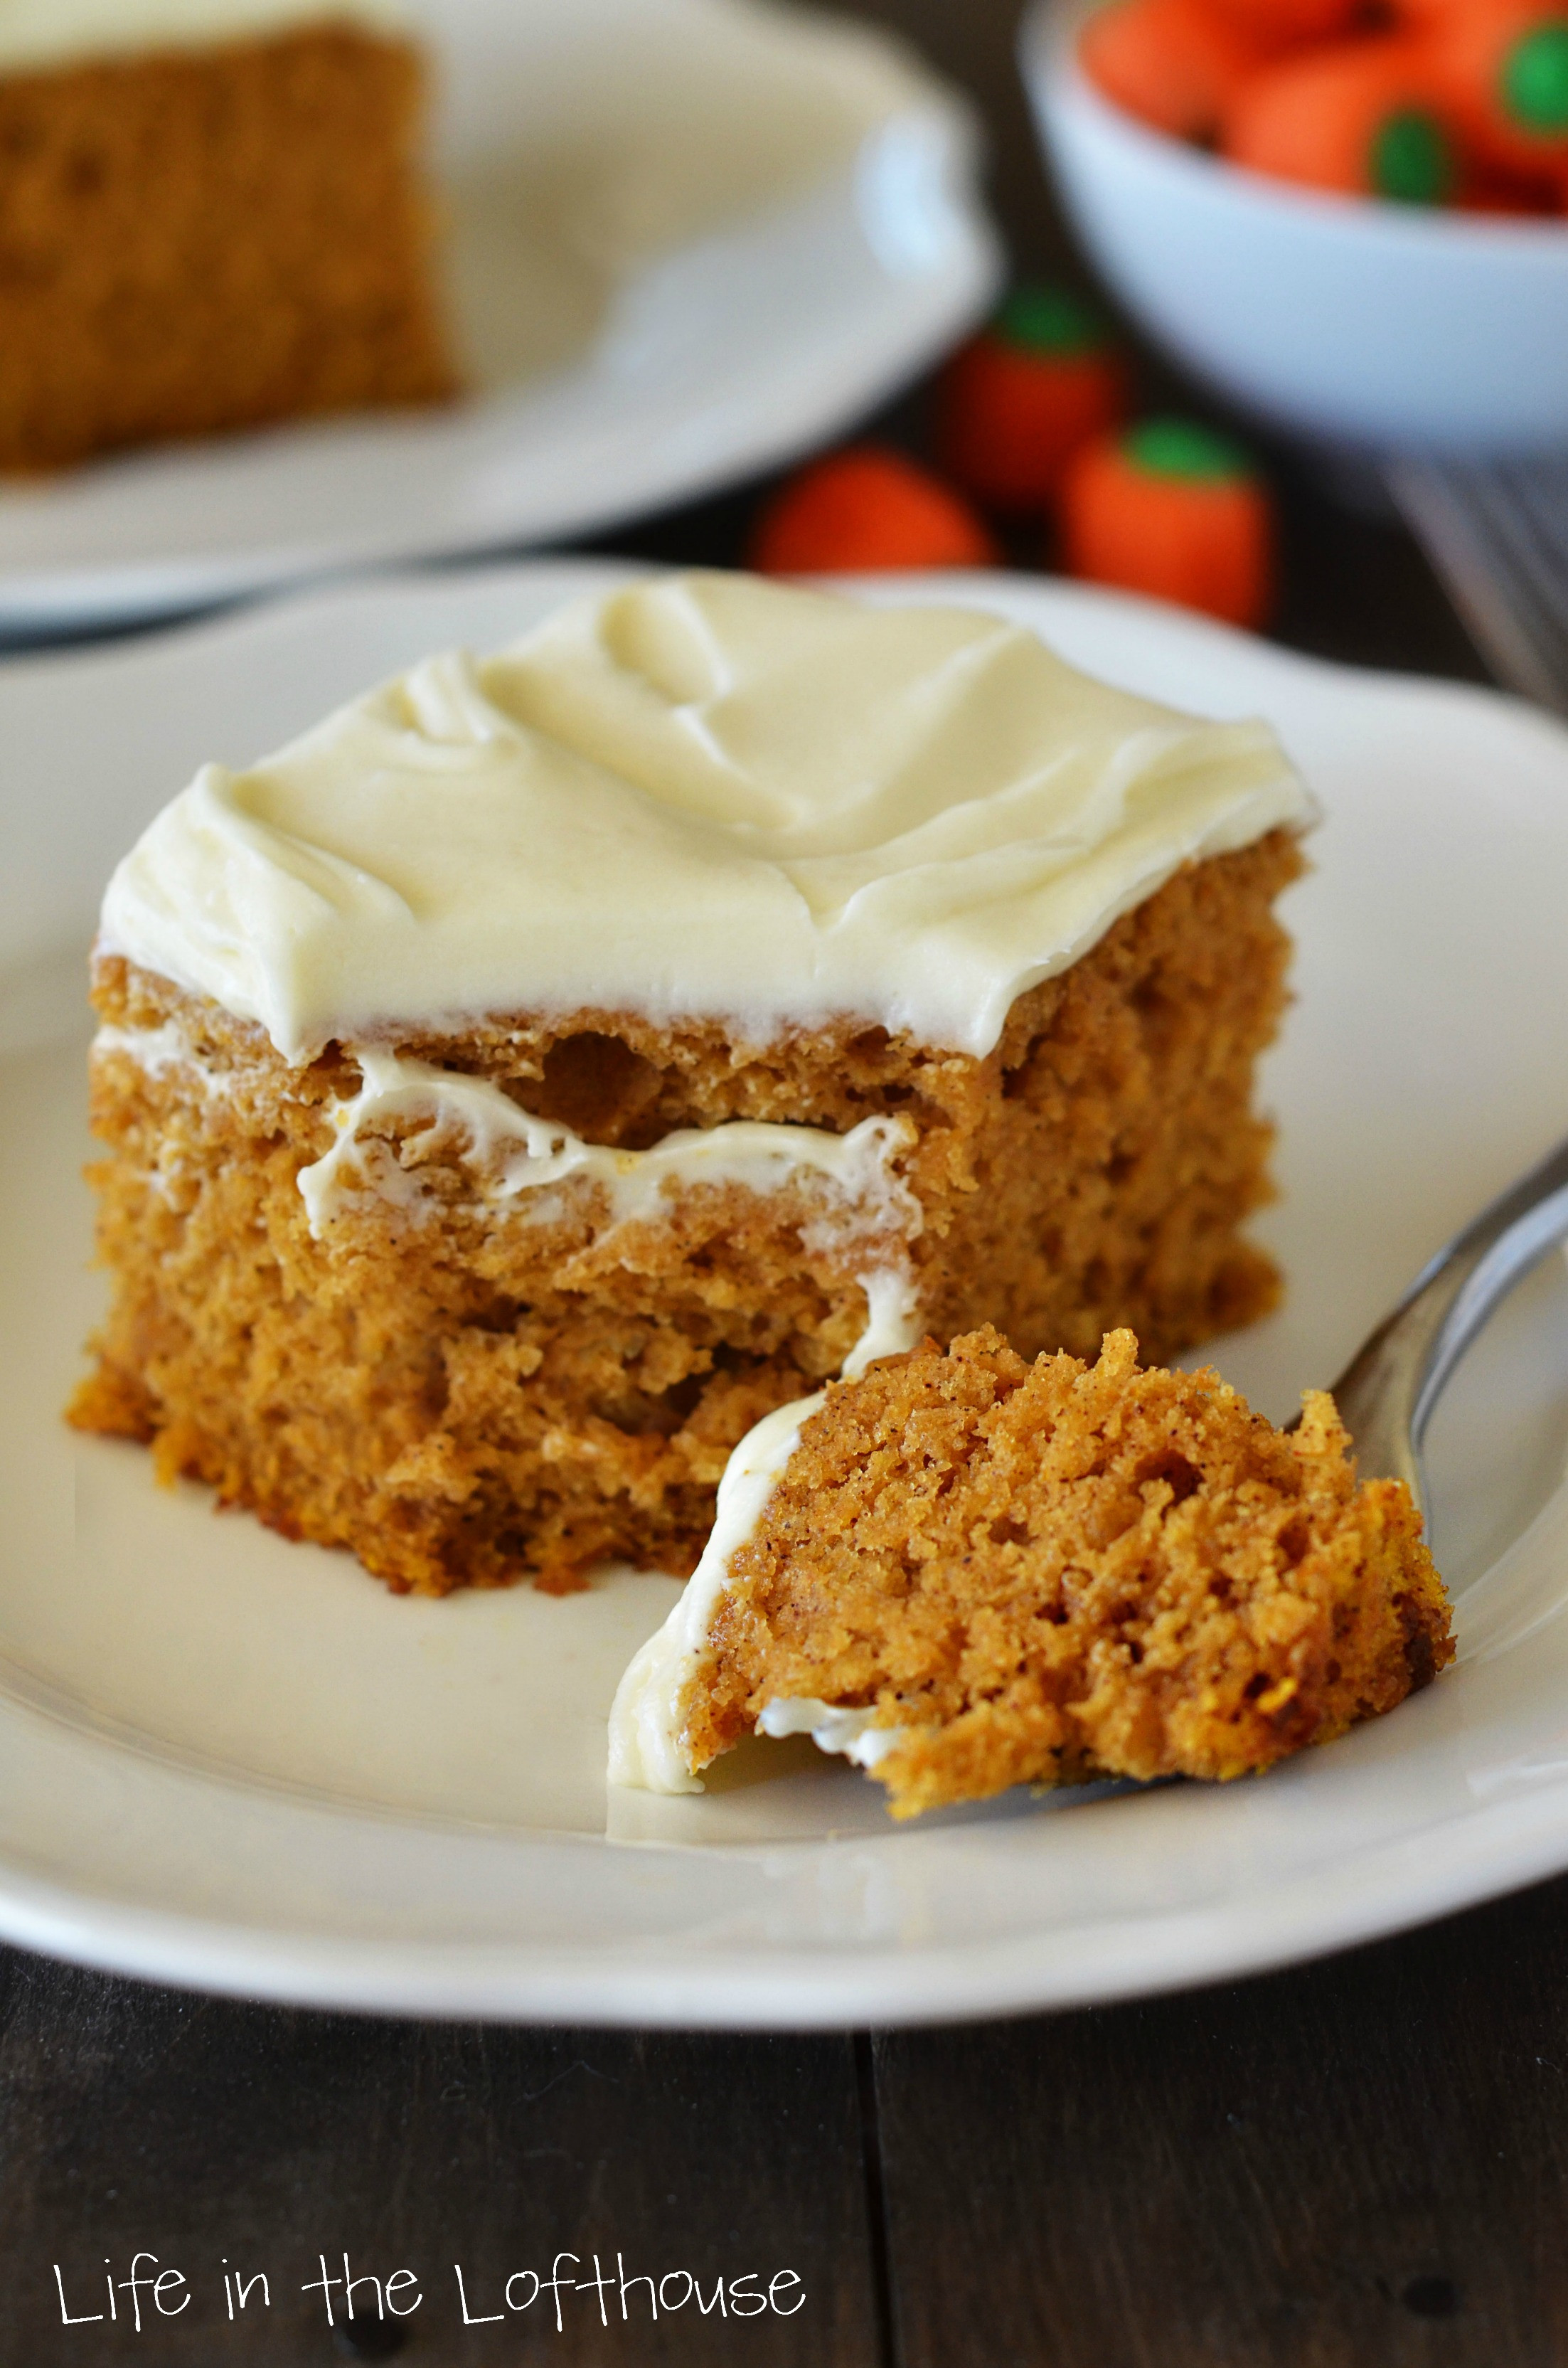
[96,1019,924,1252]
[606,1268,922,1795]
[754,1697,907,1767]
[294,1050,922,1243]
[0,0,404,72]
[100,570,1314,1067]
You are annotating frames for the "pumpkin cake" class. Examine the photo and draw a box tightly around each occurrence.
[609,1326,1452,1811]
[70,570,1313,1596]
[0,0,457,473]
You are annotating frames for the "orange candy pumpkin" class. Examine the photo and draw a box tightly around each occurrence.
[1080,0,1277,135]
[748,446,998,576]
[1061,418,1275,627]
[936,287,1130,510]
[1206,0,1363,41]
[1431,1,1568,177]
[1221,36,1463,199]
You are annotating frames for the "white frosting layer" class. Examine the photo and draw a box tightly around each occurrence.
[755,1697,907,1768]
[101,572,1313,1067]
[97,1021,924,1257]
[296,1047,921,1244]
[92,1018,228,1090]
[607,1268,921,1795]
[0,0,403,72]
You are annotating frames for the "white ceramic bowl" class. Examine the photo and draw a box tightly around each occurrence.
[1021,0,1568,459]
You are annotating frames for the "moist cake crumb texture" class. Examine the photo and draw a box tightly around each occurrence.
[69,573,1314,1598]
[71,827,1296,1596]
[0,23,457,473]
[678,1327,1453,1815]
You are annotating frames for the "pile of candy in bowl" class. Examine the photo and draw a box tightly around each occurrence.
[1079,0,1568,212]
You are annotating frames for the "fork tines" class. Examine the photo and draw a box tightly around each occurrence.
[1389,454,1568,719]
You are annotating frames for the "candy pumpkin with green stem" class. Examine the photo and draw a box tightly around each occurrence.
[1222,36,1463,200]
[1433,2,1568,181]
[1062,419,1275,628]
[936,286,1130,511]
[747,446,997,576]
[1080,0,1286,138]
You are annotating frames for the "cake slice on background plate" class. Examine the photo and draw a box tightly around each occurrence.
[610,1327,1454,1812]
[0,0,457,471]
[72,570,1312,1596]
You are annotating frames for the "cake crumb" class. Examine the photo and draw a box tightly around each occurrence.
[683,1327,1453,1816]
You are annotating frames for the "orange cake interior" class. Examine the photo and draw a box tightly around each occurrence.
[0,20,457,473]
[73,829,1297,1596]
[70,572,1316,1599]
[673,1327,1453,1817]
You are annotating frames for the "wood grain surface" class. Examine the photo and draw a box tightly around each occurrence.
[6,1959,884,2362]
[876,1874,1568,2367]
[6,2,1552,2364]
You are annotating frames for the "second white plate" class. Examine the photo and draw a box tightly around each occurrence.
[0,0,999,634]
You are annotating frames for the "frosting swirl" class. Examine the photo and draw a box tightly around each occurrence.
[101,570,1314,1063]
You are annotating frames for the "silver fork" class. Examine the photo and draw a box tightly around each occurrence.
[1353,456,1568,1506]
[1387,454,1568,718]
[1318,1129,1568,1518]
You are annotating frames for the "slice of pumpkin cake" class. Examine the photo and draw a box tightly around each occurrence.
[0,1,457,473]
[609,1326,1453,1815]
[73,570,1313,1597]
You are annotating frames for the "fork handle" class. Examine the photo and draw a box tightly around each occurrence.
[1328,1132,1568,1511]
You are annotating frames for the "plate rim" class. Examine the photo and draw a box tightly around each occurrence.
[9,558,1568,2027]
[4,1717,1568,2028]
[0,4,1001,634]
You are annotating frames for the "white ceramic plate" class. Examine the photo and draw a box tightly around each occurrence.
[6,558,1568,2027]
[0,0,999,636]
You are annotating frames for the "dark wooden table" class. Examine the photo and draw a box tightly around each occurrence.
[11,4,1562,2362]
